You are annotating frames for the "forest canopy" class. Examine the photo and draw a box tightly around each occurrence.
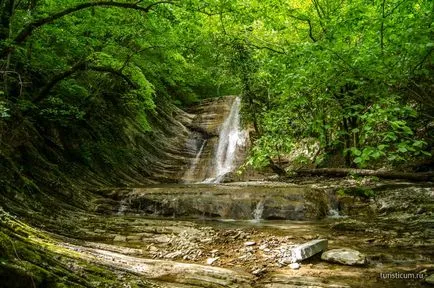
[0,0,433,179]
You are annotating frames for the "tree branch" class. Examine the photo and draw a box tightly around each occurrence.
[119,45,163,72]
[1,1,174,58]
[35,61,138,103]
[385,0,409,18]
[288,15,317,42]
[411,47,433,74]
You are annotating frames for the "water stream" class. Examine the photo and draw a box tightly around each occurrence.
[252,199,265,222]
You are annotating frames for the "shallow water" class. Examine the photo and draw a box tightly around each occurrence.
[89,182,434,287]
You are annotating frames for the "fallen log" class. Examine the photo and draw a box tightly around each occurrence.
[295,168,434,182]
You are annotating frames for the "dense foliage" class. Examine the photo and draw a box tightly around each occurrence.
[211,0,433,169]
[0,0,433,187]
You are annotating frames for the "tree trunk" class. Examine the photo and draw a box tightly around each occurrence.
[0,0,14,41]
[1,0,15,97]
[342,118,351,166]
[295,168,434,182]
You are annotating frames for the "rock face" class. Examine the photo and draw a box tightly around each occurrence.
[321,248,367,266]
[105,183,333,220]
[110,96,248,184]
[182,96,248,183]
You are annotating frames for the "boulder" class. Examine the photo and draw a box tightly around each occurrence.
[290,239,328,263]
[321,248,367,266]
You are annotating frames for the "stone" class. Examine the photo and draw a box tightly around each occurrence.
[210,249,219,257]
[149,246,159,252]
[244,241,256,246]
[113,235,127,242]
[200,238,213,243]
[321,248,367,266]
[289,263,301,270]
[206,257,219,265]
[252,267,267,275]
[259,244,268,250]
[290,239,328,263]
[426,274,434,285]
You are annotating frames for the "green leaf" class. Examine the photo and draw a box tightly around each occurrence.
[398,147,408,153]
[354,157,363,164]
[378,144,387,150]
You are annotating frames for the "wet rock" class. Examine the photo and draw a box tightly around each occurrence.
[426,274,434,285]
[289,263,300,270]
[120,184,331,221]
[321,248,367,266]
[206,257,219,265]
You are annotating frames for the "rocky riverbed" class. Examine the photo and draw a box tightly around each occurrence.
[3,180,432,288]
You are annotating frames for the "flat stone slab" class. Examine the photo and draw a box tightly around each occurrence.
[290,239,328,263]
[321,248,367,266]
[62,243,253,287]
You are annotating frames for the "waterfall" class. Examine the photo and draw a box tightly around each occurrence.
[183,139,207,182]
[204,97,246,183]
[252,199,265,222]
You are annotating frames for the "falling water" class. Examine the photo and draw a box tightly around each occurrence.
[252,199,265,222]
[183,139,207,182]
[204,97,246,183]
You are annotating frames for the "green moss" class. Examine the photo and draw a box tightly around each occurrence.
[0,212,147,288]
[0,231,12,256]
[337,187,375,199]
